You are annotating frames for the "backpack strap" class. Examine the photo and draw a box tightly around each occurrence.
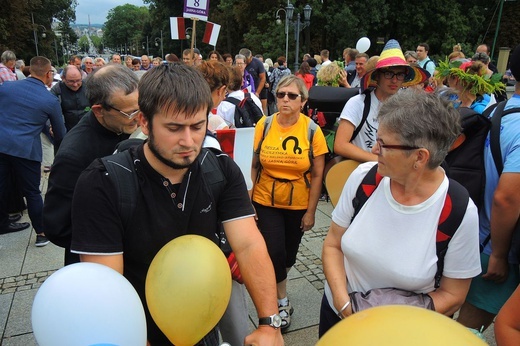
[198,148,227,199]
[101,150,139,230]
[490,101,520,175]
[303,119,317,188]
[350,90,371,142]
[351,163,382,221]
[434,179,469,288]
[351,164,469,289]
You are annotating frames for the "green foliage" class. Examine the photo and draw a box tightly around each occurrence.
[0,0,77,64]
[103,4,150,52]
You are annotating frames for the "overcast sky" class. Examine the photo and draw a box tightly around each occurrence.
[75,0,147,25]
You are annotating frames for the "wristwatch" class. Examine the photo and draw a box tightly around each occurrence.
[258,313,282,329]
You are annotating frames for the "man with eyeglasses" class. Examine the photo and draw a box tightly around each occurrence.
[0,57,66,243]
[44,64,139,264]
[50,65,90,131]
[334,39,429,163]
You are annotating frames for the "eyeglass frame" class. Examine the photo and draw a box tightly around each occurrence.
[380,70,408,81]
[276,92,302,100]
[375,138,421,152]
[105,104,140,119]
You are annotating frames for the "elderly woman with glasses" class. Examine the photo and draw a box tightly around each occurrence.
[251,74,328,331]
[319,89,481,337]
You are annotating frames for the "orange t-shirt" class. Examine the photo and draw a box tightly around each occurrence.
[252,114,328,209]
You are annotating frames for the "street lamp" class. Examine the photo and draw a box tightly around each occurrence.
[275,8,289,62]
[155,30,164,59]
[286,3,312,72]
[31,13,47,56]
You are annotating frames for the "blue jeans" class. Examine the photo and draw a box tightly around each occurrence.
[0,153,43,233]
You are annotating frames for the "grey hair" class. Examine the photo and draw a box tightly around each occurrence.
[84,64,138,107]
[239,48,252,58]
[377,88,461,169]
[234,54,246,62]
[1,50,16,63]
[82,56,93,64]
[15,60,25,69]
[276,74,309,101]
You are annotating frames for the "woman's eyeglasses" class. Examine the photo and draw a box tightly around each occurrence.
[375,138,421,151]
[276,92,301,100]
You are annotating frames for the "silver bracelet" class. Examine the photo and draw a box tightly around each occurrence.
[337,300,350,319]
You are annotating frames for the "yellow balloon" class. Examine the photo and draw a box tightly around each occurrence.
[145,235,232,346]
[317,305,487,346]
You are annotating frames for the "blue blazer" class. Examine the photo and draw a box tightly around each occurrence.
[0,77,66,162]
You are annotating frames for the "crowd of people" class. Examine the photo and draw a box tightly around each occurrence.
[0,37,519,345]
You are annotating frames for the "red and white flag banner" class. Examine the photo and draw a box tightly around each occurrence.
[170,17,186,40]
[202,22,221,46]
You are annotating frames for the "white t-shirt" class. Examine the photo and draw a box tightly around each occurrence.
[324,162,481,313]
[339,90,380,152]
[217,90,263,127]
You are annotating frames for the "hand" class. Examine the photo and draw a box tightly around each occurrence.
[482,253,509,283]
[255,92,260,97]
[300,212,315,232]
[338,70,350,88]
[49,125,54,137]
[244,326,284,346]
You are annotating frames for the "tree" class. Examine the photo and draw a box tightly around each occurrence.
[103,4,149,55]
[0,0,77,65]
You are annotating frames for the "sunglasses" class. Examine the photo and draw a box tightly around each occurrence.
[276,92,301,100]
[107,105,140,119]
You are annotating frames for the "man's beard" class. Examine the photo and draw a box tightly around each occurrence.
[147,130,197,170]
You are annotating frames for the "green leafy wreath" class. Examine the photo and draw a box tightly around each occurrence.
[435,58,505,96]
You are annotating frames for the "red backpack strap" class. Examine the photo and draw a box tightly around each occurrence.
[351,164,383,222]
[434,178,469,288]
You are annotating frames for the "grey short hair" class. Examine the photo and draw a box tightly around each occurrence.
[84,64,139,107]
[15,60,25,69]
[1,50,16,63]
[275,74,309,101]
[235,54,246,62]
[377,89,461,169]
[239,48,252,58]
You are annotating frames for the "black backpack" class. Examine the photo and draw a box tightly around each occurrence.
[444,107,491,210]
[224,92,263,128]
[445,102,520,211]
[351,163,469,288]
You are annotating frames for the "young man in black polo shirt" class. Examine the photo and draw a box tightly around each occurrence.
[70,63,283,345]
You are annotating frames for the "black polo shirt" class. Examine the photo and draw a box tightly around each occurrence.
[71,144,254,344]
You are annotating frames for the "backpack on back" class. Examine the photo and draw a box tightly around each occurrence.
[224,92,263,128]
[445,107,490,210]
[445,102,520,210]
[351,163,469,288]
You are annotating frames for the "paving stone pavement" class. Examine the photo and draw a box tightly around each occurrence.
[0,171,497,345]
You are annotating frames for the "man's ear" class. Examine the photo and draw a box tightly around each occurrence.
[139,112,150,136]
[91,104,104,119]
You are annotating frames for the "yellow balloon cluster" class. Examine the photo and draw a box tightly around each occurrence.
[317,305,487,346]
[145,235,232,346]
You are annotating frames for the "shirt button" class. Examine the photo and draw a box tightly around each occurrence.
[163,181,169,186]
[171,192,176,198]
[177,203,183,209]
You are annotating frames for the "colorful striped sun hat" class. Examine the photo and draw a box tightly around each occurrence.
[361,39,430,91]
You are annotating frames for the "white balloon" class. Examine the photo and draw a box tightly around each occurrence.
[32,262,147,346]
[356,37,371,53]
